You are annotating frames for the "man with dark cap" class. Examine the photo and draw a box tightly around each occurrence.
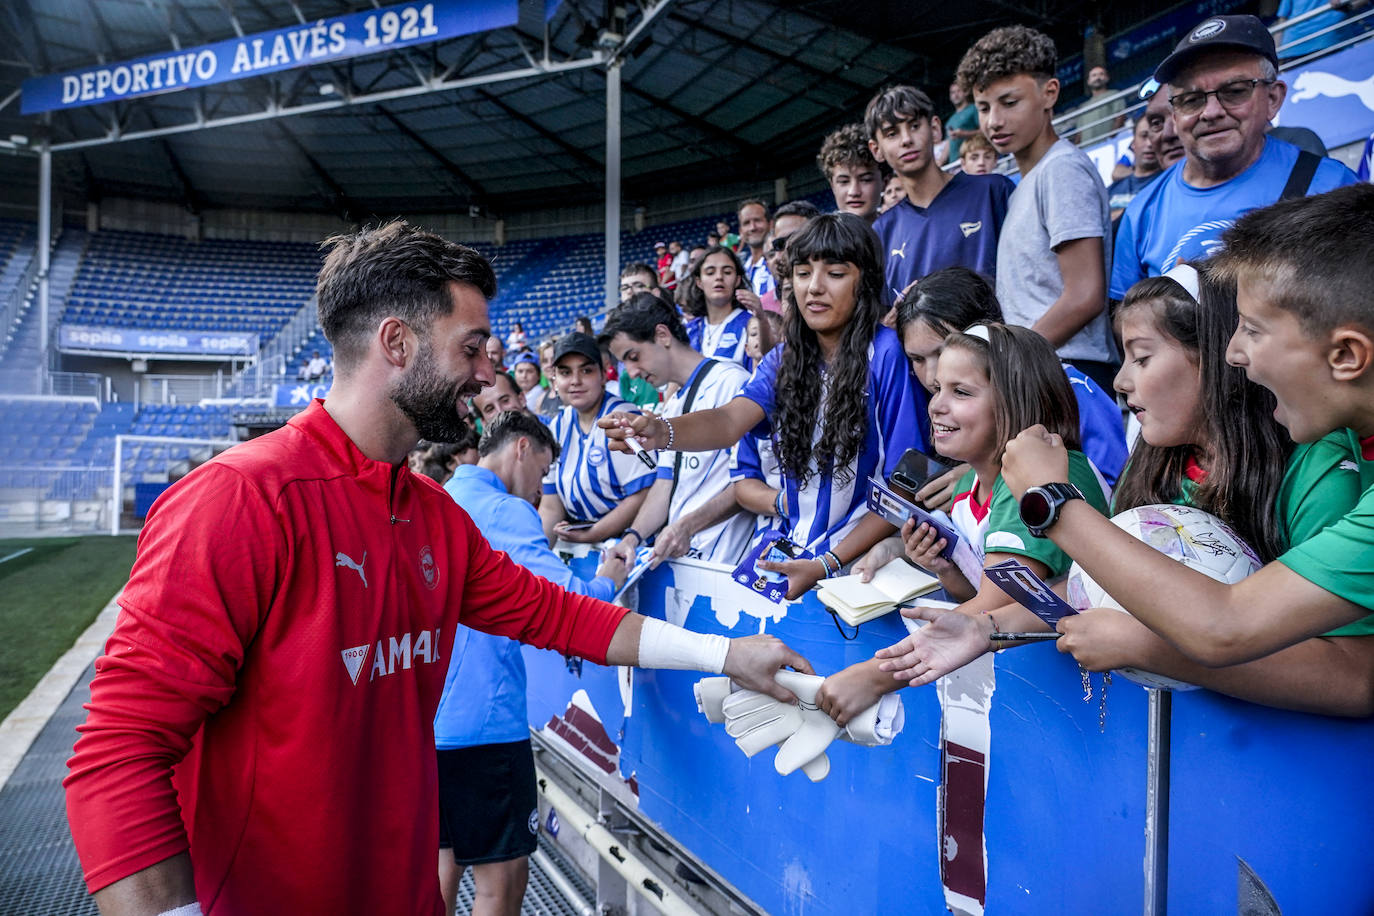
[1111,14,1357,298]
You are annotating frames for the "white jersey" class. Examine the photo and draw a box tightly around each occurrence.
[659,358,753,564]
[544,393,657,523]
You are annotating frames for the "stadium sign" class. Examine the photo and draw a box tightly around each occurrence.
[59,325,258,357]
[21,0,521,115]
[274,382,333,407]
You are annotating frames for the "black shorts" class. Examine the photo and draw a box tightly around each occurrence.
[436,740,539,865]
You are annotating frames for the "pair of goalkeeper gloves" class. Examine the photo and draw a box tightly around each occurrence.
[694,671,904,782]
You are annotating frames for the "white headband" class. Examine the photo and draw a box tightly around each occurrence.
[1163,263,1200,302]
[962,324,992,343]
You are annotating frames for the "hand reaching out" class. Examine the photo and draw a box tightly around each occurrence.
[874,605,992,686]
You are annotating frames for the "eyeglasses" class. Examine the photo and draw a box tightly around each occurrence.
[769,234,792,253]
[1168,78,1274,117]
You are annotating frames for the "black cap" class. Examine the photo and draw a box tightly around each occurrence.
[1154,15,1278,84]
[552,332,602,368]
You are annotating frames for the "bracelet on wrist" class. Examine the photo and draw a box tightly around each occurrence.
[662,416,676,450]
[773,489,787,519]
[622,527,644,546]
[817,553,834,577]
[825,550,842,572]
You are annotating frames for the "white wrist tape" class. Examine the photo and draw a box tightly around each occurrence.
[637,617,730,673]
[157,904,204,916]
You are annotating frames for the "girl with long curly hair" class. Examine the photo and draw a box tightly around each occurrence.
[601,212,927,599]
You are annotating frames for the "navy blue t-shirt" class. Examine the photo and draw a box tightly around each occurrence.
[873,171,1015,305]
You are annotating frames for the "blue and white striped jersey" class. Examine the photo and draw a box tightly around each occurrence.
[657,357,753,564]
[543,392,658,523]
[685,307,753,371]
[736,327,928,555]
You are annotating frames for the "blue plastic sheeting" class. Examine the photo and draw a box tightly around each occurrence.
[522,559,1374,914]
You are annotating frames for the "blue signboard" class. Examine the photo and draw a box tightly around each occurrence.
[59,325,258,356]
[1275,41,1374,150]
[523,559,1374,914]
[22,0,519,115]
[274,382,332,408]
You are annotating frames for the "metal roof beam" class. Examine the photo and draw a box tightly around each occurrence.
[474,87,603,175]
[158,139,202,214]
[373,106,487,202]
[49,54,607,152]
[668,11,874,97]
[615,79,750,155]
[272,120,357,222]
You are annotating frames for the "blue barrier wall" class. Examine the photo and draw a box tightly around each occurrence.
[524,559,1374,914]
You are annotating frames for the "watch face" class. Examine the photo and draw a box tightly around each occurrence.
[1021,488,1053,528]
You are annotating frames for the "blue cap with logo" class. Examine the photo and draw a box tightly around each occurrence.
[1153,15,1278,85]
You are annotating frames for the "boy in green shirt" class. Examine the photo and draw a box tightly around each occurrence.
[1003,184,1374,671]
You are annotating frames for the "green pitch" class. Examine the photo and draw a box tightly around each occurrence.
[0,535,137,721]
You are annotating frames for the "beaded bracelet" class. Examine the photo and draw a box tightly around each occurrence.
[817,552,835,577]
[824,550,841,572]
[662,417,676,450]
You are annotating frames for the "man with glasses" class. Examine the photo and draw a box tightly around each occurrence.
[759,200,821,314]
[618,262,661,303]
[1110,15,1356,300]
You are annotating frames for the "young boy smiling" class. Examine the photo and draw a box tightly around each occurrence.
[1002,184,1374,667]
[866,84,1013,307]
[958,26,1116,391]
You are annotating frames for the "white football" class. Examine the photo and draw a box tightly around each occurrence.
[1066,504,1262,691]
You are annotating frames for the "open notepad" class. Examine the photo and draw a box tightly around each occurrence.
[816,558,943,626]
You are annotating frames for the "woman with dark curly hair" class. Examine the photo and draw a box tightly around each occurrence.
[600,212,927,599]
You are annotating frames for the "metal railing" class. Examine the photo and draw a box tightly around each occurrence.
[1044,3,1369,150]
[0,464,111,534]
[0,367,104,400]
[138,373,230,406]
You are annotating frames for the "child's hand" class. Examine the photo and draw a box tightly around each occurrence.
[816,661,897,727]
[852,536,902,583]
[1057,610,1157,672]
[755,556,827,600]
[1001,425,1070,499]
[875,605,990,686]
[900,518,955,576]
[915,464,969,513]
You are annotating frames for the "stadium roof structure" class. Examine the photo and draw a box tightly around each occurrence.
[0,0,1156,222]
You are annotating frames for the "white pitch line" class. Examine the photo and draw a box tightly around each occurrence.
[0,591,121,791]
[0,548,34,564]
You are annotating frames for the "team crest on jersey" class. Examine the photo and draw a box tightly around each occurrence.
[720,333,738,349]
[959,221,982,238]
[419,545,439,590]
[341,644,370,685]
[586,445,607,467]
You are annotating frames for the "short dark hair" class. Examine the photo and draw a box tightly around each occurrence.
[621,262,658,282]
[864,86,935,140]
[478,409,559,459]
[817,123,885,180]
[957,25,1058,94]
[895,267,1003,339]
[317,220,496,370]
[737,198,770,219]
[1210,183,1374,337]
[773,200,822,223]
[599,292,689,346]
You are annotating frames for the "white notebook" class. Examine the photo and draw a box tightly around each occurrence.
[816,559,942,626]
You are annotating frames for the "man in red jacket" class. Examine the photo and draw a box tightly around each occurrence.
[64,220,809,916]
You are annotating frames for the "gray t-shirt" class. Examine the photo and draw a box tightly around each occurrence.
[996,138,1115,363]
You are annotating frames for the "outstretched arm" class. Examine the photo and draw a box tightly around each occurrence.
[1002,425,1368,665]
[600,396,766,454]
[1060,611,1374,717]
